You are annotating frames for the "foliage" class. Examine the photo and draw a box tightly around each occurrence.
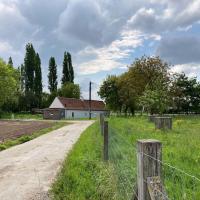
[98,75,122,112]
[62,52,74,84]
[170,73,200,113]
[99,56,171,114]
[48,57,58,93]
[24,43,36,93]
[34,53,42,107]
[58,82,80,99]
[139,78,170,114]
[0,59,19,108]
[8,56,13,67]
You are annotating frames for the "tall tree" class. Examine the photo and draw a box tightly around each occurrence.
[98,75,122,112]
[48,57,58,93]
[62,51,70,84]
[24,43,36,93]
[34,53,42,107]
[67,52,74,83]
[8,57,13,67]
[62,52,74,84]
[19,64,25,92]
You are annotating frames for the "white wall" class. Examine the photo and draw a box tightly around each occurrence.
[49,97,64,108]
[65,110,105,119]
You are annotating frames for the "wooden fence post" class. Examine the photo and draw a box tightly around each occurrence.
[103,121,108,161]
[137,139,162,200]
[100,113,104,135]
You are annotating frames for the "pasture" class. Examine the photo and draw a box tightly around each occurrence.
[51,116,200,200]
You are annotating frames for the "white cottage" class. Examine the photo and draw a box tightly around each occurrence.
[43,97,107,120]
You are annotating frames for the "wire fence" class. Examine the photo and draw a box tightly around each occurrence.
[99,114,200,200]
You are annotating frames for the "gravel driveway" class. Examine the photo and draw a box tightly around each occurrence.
[0,120,94,200]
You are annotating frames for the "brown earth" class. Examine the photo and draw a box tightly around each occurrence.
[0,120,56,141]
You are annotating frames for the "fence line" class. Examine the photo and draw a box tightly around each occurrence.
[98,115,200,199]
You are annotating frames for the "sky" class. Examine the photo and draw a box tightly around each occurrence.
[1,0,200,100]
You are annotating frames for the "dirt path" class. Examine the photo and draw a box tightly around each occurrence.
[0,120,94,200]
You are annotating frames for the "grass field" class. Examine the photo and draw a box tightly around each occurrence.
[0,112,42,120]
[51,116,200,200]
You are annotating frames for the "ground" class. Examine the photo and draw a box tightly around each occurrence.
[0,120,56,141]
[0,120,94,200]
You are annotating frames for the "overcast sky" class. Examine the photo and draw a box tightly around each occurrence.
[1,0,200,99]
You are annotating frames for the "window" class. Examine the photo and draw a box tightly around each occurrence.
[72,112,74,118]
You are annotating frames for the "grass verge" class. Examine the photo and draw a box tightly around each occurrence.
[51,122,118,200]
[0,112,42,120]
[0,121,68,151]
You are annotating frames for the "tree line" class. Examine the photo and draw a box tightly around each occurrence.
[0,43,80,113]
[98,56,200,115]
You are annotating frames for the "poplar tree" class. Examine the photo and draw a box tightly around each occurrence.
[8,57,13,67]
[67,52,74,83]
[24,43,36,93]
[34,53,42,107]
[48,57,58,93]
[62,51,74,84]
[62,51,70,84]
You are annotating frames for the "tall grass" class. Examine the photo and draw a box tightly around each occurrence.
[51,123,118,200]
[108,116,200,199]
[51,116,200,199]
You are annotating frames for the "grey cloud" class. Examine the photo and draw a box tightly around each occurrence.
[16,0,68,29]
[57,0,108,47]
[127,1,200,34]
[128,8,163,33]
[157,36,200,64]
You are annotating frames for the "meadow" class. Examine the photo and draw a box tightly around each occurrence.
[51,116,200,199]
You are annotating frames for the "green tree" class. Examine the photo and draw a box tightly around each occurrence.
[62,52,74,84]
[98,75,122,112]
[67,52,74,83]
[8,57,13,67]
[19,64,25,92]
[48,57,58,93]
[24,43,36,93]
[62,51,70,84]
[139,78,170,114]
[171,73,200,113]
[58,83,80,99]
[118,73,136,115]
[0,59,19,109]
[34,53,42,107]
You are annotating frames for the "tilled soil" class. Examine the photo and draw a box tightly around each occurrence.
[0,120,56,141]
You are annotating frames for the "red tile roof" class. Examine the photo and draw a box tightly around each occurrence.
[58,97,106,111]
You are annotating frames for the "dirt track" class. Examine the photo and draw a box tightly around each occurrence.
[0,120,94,200]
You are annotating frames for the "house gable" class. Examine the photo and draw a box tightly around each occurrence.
[49,97,65,108]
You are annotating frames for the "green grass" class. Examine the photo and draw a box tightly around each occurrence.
[0,121,68,151]
[0,112,42,120]
[51,122,118,200]
[51,116,200,199]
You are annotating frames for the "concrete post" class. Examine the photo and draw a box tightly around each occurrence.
[155,117,172,130]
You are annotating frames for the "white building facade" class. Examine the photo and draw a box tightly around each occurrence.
[47,97,107,119]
